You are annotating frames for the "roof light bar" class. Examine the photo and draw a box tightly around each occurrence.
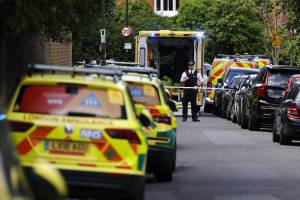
[101,65,158,75]
[27,64,123,77]
[217,54,268,60]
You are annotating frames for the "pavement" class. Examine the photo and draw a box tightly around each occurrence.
[145,113,300,200]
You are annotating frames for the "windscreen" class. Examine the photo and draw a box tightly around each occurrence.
[14,85,126,119]
[127,82,160,105]
[225,70,258,84]
[268,70,300,87]
[228,77,239,88]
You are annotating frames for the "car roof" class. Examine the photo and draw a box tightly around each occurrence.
[267,65,300,70]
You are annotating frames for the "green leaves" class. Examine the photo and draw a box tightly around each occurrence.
[177,0,266,60]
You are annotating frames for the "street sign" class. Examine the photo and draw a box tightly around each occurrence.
[100,29,106,43]
[124,43,132,50]
[122,26,132,37]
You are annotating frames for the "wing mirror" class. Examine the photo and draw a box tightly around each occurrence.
[244,79,250,86]
[167,100,178,112]
[139,109,152,127]
[27,160,67,200]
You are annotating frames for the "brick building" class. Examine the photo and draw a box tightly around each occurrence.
[117,0,181,17]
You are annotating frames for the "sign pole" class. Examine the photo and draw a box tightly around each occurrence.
[100,0,106,65]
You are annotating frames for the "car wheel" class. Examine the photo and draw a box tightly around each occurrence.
[248,110,259,131]
[153,169,173,182]
[240,111,248,129]
[130,181,145,200]
[204,103,212,113]
[280,124,291,145]
[272,118,279,143]
[171,141,177,172]
[273,133,279,143]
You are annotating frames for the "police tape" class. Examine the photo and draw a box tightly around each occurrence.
[164,86,235,91]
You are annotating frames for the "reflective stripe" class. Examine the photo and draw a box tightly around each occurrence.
[16,126,54,155]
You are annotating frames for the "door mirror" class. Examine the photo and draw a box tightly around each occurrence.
[27,160,67,200]
[283,99,293,106]
[244,79,250,86]
[139,109,152,127]
[167,100,178,112]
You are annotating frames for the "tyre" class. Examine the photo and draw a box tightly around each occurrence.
[171,142,177,172]
[212,103,219,115]
[248,110,259,131]
[272,133,279,143]
[204,103,212,113]
[129,181,145,200]
[240,111,248,129]
[226,108,231,120]
[153,169,173,182]
[272,119,279,143]
[280,124,291,145]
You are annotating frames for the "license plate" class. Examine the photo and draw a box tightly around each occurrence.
[47,140,88,154]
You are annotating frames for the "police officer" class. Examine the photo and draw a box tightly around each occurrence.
[180,61,203,122]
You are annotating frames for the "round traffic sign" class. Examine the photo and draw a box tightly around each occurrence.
[122,26,132,37]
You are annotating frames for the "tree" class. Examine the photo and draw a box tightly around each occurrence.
[104,0,179,61]
[0,0,114,110]
[177,0,267,61]
[176,0,210,30]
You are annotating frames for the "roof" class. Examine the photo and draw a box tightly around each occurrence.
[139,30,205,38]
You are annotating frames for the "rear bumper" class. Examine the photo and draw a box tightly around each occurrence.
[147,146,174,171]
[60,169,144,198]
[285,122,300,138]
[257,101,279,123]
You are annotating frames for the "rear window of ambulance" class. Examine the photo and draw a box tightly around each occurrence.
[127,83,160,105]
[14,85,126,119]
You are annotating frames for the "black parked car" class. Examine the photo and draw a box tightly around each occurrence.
[224,75,242,120]
[244,65,300,131]
[238,74,258,128]
[273,83,300,145]
[213,67,259,117]
[229,75,251,122]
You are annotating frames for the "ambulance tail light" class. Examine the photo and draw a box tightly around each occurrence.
[9,121,33,132]
[106,129,141,144]
[152,114,171,125]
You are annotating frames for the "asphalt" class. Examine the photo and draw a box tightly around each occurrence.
[145,113,300,200]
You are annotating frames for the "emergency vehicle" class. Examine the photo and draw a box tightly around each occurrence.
[135,30,206,107]
[205,54,270,113]
[6,65,149,200]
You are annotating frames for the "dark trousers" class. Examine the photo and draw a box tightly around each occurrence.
[182,89,197,120]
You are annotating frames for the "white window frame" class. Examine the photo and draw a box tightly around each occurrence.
[154,0,178,17]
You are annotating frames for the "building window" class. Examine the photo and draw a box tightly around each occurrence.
[156,0,161,11]
[154,0,179,17]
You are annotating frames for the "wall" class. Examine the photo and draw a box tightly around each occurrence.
[0,36,72,112]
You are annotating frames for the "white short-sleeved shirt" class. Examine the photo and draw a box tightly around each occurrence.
[180,69,204,86]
